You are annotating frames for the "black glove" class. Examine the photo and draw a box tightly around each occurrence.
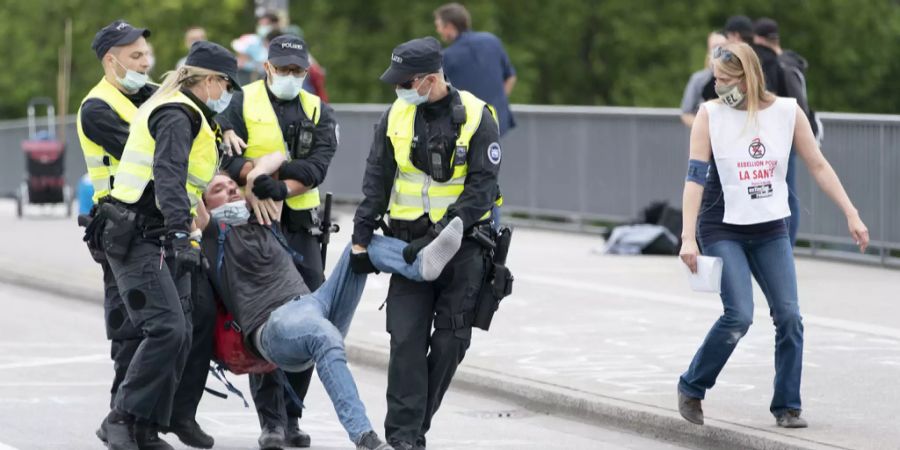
[350,251,380,274]
[252,174,288,201]
[170,232,202,278]
[401,223,443,264]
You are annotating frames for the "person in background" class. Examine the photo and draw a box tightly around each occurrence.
[177,26,208,69]
[680,31,728,128]
[434,2,516,137]
[754,17,817,247]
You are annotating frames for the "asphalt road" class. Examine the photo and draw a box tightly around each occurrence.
[0,282,691,450]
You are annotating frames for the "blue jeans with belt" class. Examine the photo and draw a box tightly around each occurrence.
[678,234,804,415]
[258,236,420,443]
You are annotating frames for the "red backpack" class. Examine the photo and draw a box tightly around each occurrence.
[213,299,277,375]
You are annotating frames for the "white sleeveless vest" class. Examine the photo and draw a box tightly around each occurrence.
[706,97,797,225]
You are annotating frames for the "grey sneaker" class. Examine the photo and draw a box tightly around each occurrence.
[357,431,394,450]
[776,409,808,428]
[678,390,704,425]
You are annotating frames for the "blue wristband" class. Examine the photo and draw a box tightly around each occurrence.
[686,159,710,186]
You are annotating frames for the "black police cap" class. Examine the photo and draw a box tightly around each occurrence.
[91,20,151,60]
[380,37,443,85]
[184,41,242,91]
[268,35,310,69]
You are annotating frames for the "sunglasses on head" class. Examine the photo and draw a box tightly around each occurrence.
[712,46,735,62]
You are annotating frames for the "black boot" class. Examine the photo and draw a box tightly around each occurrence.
[285,417,311,448]
[134,422,174,450]
[105,410,138,450]
[162,418,215,449]
[96,417,108,444]
[258,426,285,450]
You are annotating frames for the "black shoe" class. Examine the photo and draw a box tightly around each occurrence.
[285,417,311,448]
[258,426,285,450]
[357,431,393,450]
[776,409,808,428]
[678,390,704,425]
[162,419,214,449]
[134,422,174,450]
[388,439,415,450]
[105,411,137,450]
[414,436,426,450]
[96,417,108,444]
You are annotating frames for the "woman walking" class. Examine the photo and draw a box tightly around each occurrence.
[677,42,869,428]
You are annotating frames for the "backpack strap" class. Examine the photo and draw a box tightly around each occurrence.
[216,221,232,280]
[268,223,304,266]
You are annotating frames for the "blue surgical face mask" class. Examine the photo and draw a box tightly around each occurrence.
[112,56,148,93]
[210,200,250,226]
[257,24,273,37]
[205,80,233,113]
[395,78,433,105]
[269,72,305,100]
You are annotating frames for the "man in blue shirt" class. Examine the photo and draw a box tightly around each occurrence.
[434,3,516,136]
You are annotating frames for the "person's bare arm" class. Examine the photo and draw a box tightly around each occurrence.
[680,113,696,128]
[283,179,311,196]
[679,105,712,273]
[245,151,287,225]
[793,106,869,252]
[503,75,517,96]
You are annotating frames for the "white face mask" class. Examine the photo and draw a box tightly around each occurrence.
[269,72,305,100]
[395,77,433,105]
[210,200,251,226]
[112,56,148,93]
[715,82,746,108]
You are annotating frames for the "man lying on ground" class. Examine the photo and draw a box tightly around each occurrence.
[197,160,464,450]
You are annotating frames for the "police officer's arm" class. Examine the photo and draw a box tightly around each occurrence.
[444,107,500,229]
[79,99,130,160]
[217,89,253,185]
[277,103,339,195]
[148,105,198,234]
[352,111,396,247]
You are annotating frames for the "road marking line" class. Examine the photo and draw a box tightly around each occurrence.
[0,354,107,370]
[0,381,109,387]
[518,274,900,340]
[0,442,20,450]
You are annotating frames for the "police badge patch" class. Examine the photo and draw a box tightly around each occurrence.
[487,142,501,165]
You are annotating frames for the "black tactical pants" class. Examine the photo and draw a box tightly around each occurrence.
[384,239,485,444]
[106,240,192,427]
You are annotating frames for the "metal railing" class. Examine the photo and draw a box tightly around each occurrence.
[1,105,896,266]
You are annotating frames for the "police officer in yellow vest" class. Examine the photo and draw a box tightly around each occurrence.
[351,37,502,450]
[78,22,217,450]
[98,41,239,450]
[216,34,339,449]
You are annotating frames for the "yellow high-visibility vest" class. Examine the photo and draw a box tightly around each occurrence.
[111,91,218,216]
[386,90,499,223]
[76,78,139,203]
[243,80,322,211]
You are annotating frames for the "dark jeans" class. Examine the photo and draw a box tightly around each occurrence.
[249,223,323,430]
[106,240,192,426]
[679,234,804,415]
[384,239,484,444]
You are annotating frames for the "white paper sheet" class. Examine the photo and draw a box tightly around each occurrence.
[680,255,724,293]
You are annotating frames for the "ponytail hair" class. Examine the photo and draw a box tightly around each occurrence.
[711,42,775,127]
[137,65,224,116]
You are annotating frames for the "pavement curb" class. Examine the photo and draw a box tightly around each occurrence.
[3,270,846,450]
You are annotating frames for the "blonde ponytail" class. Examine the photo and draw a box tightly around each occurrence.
[137,65,224,116]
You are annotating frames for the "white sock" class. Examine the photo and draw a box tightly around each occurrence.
[418,217,464,281]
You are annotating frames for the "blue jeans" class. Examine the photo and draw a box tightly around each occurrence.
[679,235,804,415]
[786,148,799,247]
[258,236,420,443]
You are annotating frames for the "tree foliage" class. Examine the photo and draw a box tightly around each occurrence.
[0,0,897,119]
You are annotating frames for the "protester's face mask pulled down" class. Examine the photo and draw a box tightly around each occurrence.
[210,200,251,226]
